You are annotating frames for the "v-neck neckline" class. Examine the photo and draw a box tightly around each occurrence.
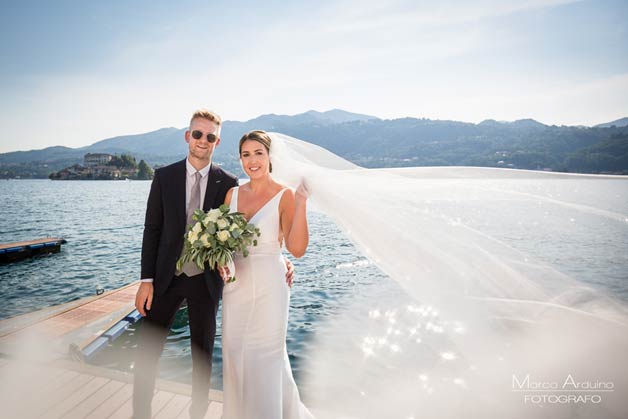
[238,187,285,223]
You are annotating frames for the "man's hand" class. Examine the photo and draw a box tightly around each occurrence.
[135,282,154,317]
[217,265,232,283]
[284,257,294,288]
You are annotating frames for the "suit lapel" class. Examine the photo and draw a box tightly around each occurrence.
[203,163,220,211]
[174,159,187,231]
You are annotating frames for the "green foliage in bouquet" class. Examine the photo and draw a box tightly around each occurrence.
[176,204,260,282]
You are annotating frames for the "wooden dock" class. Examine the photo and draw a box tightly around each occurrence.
[0,282,140,357]
[0,357,224,419]
[0,282,224,418]
[0,237,67,263]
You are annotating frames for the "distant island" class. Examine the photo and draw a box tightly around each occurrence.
[48,153,154,180]
[1,109,627,179]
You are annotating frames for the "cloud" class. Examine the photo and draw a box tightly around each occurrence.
[0,0,624,153]
[321,0,582,32]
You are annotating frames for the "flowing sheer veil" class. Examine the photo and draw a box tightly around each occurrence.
[268,132,628,418]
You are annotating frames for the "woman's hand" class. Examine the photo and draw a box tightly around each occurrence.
[284,257,294,287]
[282,183,309,258]
[295,180,311,203]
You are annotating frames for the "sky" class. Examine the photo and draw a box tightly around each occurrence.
[0,0,627,153]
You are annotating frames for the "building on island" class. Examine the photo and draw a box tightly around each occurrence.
[84,153,113,167]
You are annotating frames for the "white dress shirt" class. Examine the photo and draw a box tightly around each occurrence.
[140,158,211,283]
[185,158,211,209]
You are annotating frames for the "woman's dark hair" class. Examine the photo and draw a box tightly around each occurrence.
[239,130,272,172]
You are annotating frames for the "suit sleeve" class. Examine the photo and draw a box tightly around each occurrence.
[223,173,239,196]
[141,170,163,279]
[227,174,239,199]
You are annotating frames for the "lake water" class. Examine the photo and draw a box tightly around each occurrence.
[1,178,627,399]
[0,179,393,392]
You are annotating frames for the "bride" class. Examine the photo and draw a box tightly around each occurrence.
[220,130,315,419]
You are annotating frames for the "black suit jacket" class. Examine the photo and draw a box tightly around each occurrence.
[141,159,238,303]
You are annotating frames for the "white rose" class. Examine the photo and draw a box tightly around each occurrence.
[205,209,221,223]
[192,223,203,234]
[217,218,228,229]
[217,230,230,242]
[229,223,238,231]
[201,235,211,248]
[188,232,198,243]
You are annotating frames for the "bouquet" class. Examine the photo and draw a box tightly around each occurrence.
[176,204,261,282]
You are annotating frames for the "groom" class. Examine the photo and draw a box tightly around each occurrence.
[133,109,293,419]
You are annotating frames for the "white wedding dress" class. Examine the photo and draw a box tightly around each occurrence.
[222,186,315,419]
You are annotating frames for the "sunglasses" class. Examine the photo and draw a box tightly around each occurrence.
[191,130,218,143]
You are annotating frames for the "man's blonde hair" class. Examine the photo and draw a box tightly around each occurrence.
[190,109,222,135]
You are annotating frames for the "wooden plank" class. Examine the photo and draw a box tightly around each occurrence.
[174,399,192,419]
[64,379,125,419]
[204,401,223,419]
[1,362,70,405]
[28,372,93,417]
[0,237,64,250]
[109,389,188,419]
[109,390,176,419]
[84,383,133,419]
[40,368,81,394]
[0,358,225,419]
[29,365,68,391]
[107,391,135,419]
[107,388,176,419]
[9,369,81,418]
[154,394,190,419]
[0,359,64,387]
[151,391,176,417]
[46,376,109,419]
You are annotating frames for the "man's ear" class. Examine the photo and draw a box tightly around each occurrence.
[185,130,191,144]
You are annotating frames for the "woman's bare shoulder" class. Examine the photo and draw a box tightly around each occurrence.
[275,181,294,192]
[278,185,295,209]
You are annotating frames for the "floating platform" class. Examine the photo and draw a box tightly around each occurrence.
[0,237,67,263]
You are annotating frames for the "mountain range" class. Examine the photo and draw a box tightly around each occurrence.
[1,109,627,178]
